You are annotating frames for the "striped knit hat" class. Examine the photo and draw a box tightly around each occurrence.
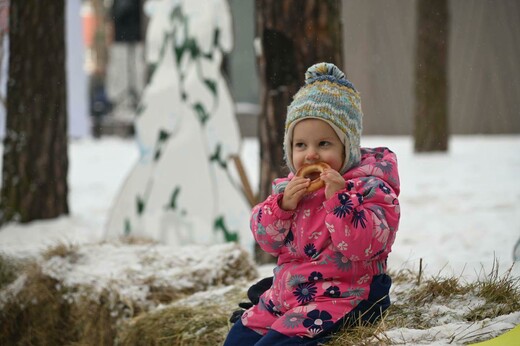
[284,62,363,174]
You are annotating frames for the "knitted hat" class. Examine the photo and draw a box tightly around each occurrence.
[284,62,363,174]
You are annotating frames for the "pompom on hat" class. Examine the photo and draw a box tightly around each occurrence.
[284,62,363,174]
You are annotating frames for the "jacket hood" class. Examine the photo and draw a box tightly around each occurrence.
[345,147,400,196]
[272,147,400,196]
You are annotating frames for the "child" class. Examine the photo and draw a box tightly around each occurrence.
[225,62,400,345]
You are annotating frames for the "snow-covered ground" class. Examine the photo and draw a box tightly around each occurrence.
[1,135,519,344]
[3,135,518,276]
[0,137,139,257]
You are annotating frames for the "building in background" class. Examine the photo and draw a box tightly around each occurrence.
[0,0,90,139]
[228,0,520,136]
[1,0,517,140]
[66,0,90,138]
[342,0,520,135]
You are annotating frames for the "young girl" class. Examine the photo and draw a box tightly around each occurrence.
[225,63,400,345]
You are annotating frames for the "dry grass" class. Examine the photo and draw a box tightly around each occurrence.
[0,260,133,345]
[465,261,520,321]
[118,304,230,346]
[118,286,249,346]
[409,276,470,305]
[387,268,416,285]
[328,322,390,346]
[328,262,520,344]
[1,249,518,345]
[42,242,78,260]
[0,263,78,346]
[0,243,254,345]
[0,254,23,290]
[117,235,159,245]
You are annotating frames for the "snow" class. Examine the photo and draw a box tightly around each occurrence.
[0,137,138,257]
[384,311,520,345]
[360,136,520,279]
[40,241,257,309]
[1,134,520,344]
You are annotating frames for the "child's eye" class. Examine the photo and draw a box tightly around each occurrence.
[319,141,331,147]
[294,142,306,149]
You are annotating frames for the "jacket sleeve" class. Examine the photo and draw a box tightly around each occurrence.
[323,177,400,261]
[250,180,294,257]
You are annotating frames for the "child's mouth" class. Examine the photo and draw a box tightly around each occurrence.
[305,172,321,181]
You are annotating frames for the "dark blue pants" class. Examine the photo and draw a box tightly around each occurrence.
[224,274,391,346]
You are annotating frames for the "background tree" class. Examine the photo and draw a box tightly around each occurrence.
[254,0,343,262]
[414,0,449,152]
[0,0,68,225]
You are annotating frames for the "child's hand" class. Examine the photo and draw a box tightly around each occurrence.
[281,176,310,210]
[321,169,346,200]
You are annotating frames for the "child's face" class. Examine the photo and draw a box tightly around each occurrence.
[292,119,345,172]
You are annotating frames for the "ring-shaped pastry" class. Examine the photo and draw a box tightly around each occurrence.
[296,162,331,192]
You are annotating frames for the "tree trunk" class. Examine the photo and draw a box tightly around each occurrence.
[254,0,343,263]
[414,0,449,152]
[0,0,69,224]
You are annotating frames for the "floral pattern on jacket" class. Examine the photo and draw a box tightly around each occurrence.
[242,147,400,338]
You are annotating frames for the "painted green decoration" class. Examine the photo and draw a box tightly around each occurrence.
[214,216,238,242]
[154,129,171,161]
[105,0,252,252]
[136,196,145,215]
[193,103,209,125]
[124,219,131,236]
[168,186,181,210]
[210,144,227,169]
[204,79,217,96]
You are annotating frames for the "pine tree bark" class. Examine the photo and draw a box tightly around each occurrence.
[254,0,343,263]
[414,0,449,152]
[0,0,69,224]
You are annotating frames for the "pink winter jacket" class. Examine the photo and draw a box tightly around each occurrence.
[241,147,400,338]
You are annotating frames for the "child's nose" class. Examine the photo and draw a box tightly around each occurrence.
[305,149,320,161]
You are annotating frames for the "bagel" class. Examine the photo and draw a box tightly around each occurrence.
[296,162,331,192]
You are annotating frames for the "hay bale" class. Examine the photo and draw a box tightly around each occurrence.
[0,242,257,345]
[40,242,257,307]
[0,254,23,290]
[0,263,123,345]
[0,264,78,345]
[118,304,230,346]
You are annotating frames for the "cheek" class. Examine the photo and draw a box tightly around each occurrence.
[325,151,345,171]
[330,158,344,172]
[292,152,305,169]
